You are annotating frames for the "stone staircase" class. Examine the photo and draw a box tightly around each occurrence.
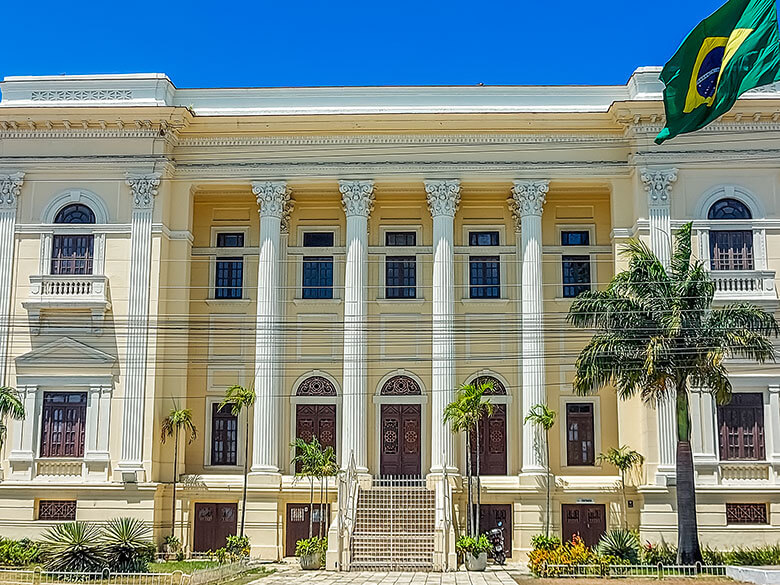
[349,478,436,571]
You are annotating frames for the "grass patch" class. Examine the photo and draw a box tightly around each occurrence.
[148,560,220,573]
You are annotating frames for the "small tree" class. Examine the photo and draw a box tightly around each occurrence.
[0,386,25,450]
[443,382,494,536]
[524,403,556,537]
[291,436,324,539]
[317,445,338,539]
[220,384,256,538]
[598,446,644,529]
[160,407,197,538]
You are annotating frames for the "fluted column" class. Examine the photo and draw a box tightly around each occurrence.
[339,180,374,473]
[251,181,292,473]
[426,180,461,475]
[641,168,678,482]
[118,173,160,479]
[512,180,549,474]
[0,173,24,386]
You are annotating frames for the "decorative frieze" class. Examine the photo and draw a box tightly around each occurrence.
[425,180,461,217]
[339,180,375,217]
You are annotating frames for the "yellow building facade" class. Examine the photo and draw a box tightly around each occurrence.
[0,69,779,568]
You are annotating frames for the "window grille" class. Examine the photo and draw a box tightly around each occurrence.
[39,500,76,521]
[380,376,421,396]
[296,376,337,396]
[211,403,238,466]
[726,503,767,524]
[718,393,765,460]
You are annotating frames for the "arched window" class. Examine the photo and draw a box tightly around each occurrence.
[380,375,421,396]
[708,198,754,271]
[294,376,337,472]
[469,375,507,475]
[472,375,507,395]
[51,204,96,275]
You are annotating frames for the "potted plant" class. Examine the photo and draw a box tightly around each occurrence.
[295,536,326,570]
[456,534,491,571]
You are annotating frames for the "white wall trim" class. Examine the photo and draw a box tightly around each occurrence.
[41,188,111,224]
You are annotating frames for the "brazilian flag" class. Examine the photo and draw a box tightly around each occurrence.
[655,0,780,144]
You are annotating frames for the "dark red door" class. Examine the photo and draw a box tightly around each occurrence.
[285,503,331,557]
[380,404,421,477]
[470,405,507,475]
[295,404,337,471]
[477,504,512,557]
[561,504,606,548]
[193,503,238,552]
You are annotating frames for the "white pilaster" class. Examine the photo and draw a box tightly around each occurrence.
[339,180,374,473]
[9,385,37,462]
[85,385,112,461]
[768,386,780,472]
[251,181,292,474]
[512,180,549,474]
[117,173,160,481]
[425,179,460,475]
[690,388,718,464]
[641,168,678,483]
[0,173,24,386]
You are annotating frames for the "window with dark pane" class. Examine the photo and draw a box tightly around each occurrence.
[211,403,238,466]
[51,204,96,275]
[38,500,77,521]
[469,256,500,298]
[563,255,591,298]
[469,231,499,246]
[303,232,335,247]
[708,198,754,270]
[561,230,590,246]
[40,392,87,458]
[55,204,96,224]
[566,403,594,466]
[386,231,416,247]
[386,256,416,298]
[302,233,334,298]
[215,233,244,299]
[717,392,765,460]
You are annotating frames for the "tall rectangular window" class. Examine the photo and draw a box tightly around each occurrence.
[386,232,416,299]
[302,232,334,299]
[215,233,244,299]
[566,403,594,466]
[562,255,591,298]
[211,403,238,466]
[40,392,87,458]
[469,231,500,299]
[710,231,754,270]
[718,392,765,460]
[51,235,94,275]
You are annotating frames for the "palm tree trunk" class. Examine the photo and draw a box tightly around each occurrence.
[319,473,324,540]
[621,470,628,530]
[475,422,481,537]
[309,476,314,539]
[545,429,551,538]
[240,415,249,537]
[465,431,474,537]
[675,388,703,564]
[171,426,179,538]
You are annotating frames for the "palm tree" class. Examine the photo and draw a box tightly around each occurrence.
[220,384,256,538]
[317,446,338,539]
[0,386,25,451]
[597,446,644,529]
[291,436,323,539]
[160,407,197,539]
[524,403,556,537]
[567,222,778,564]
[443,381,494,536]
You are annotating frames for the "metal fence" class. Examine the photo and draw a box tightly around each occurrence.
[0,568,190,585]
[542,563,729,579]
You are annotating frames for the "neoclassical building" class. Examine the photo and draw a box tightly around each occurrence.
[0,68,779,568]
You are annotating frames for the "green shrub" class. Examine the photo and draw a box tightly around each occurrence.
[294,536,327,564]
[527,535,596,577]
[456,534,492,559]
[641,540,677,565]
[725,544,780,566]
[225,535,250,559]
[161,535,181,554]
[0,537,41,566]
[101,518,155,573]
[531,534,562,551]
[40,522,107,573]
[597,530,640,564]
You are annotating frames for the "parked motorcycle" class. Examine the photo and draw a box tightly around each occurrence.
[487,521,506,565]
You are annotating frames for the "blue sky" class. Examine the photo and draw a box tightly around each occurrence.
[1,0,758,87]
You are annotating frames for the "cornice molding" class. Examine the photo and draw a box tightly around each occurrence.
[339,180,375,218]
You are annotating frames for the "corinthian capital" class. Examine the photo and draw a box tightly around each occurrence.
[0,172,25,210]
[425,180,461,217]
[339,180,375,218]
[641,168,677,208]
[511,180,549,218]
[126,173,161,210]
[252,181,293,228]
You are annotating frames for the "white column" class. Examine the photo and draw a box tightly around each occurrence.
[0,173,24,386]
[512,180,549,474]
[117,173,160,480]
[641,168,678,482]
[250,181,292,474]
[339,180,374,473]
[425,180,460,475]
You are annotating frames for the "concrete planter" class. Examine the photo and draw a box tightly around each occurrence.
[465,552,488,571]
[299,553,322,570]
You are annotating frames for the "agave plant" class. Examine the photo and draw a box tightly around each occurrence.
[597,529,641,564]
[101,517,155,573]
[40,521,106,573]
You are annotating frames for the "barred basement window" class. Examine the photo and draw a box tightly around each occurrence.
[39,500,76,521]
[726,503,767,524]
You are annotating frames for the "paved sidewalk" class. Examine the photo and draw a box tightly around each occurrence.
[255,564,526,585]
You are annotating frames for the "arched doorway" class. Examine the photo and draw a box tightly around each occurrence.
[378,374,423,478]
[293,375,338,471]
[469,375,508,476]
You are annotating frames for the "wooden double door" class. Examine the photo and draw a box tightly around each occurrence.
[295,404,336,471]
[470,404,507,475]
[193,503,237,552]
[561,504,606,548]
[380,404,422,477]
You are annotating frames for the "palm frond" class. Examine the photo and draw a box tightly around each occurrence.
[220,384,256,415]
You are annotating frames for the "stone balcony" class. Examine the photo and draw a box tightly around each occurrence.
[711,270,778,305]
[22,274,111,333]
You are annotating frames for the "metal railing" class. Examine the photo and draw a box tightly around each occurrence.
[0,568,190,585]
[542,563,728,578]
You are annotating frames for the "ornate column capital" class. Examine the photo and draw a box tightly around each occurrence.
[126,173,161,210]
[425,180,461,217]
[339,180,375,218]
[511,180,549,218]
[0,172,25,210]
[641,168,677,208]
[252,180,293,227]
